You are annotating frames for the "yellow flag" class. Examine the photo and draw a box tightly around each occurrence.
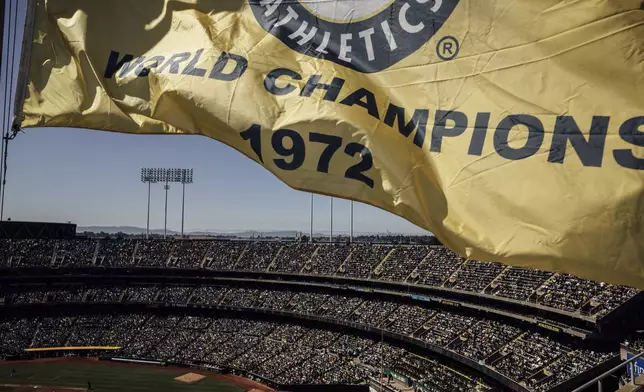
[17,0,644,288]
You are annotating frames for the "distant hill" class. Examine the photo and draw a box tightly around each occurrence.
[188,230,302,238]
[77,226,431,239]
[77,226,178,235]
[77,226,308,237]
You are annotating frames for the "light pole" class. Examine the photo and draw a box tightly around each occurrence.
[350,200,354,243]
[147,181,151,238]
[140,168,159,239]
[164,179,170,239]
[329,197,333,242]
[310,193,314,242]
[181,182,186,236]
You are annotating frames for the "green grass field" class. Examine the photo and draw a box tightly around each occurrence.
[0,361,245,392]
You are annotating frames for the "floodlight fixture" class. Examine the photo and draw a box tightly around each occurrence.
[141,167,165,183]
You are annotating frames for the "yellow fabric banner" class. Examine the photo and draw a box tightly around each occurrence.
[18,0,644,288]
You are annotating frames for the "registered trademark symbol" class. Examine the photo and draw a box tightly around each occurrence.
[437,36,460,61]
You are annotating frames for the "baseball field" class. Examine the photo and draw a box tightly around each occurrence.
[0,358,272,392]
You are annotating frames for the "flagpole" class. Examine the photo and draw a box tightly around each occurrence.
[0,0,5,91]
[0,0,6,221]
[0,0,13,221]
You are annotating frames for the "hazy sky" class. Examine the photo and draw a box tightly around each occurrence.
[0,1,427,235]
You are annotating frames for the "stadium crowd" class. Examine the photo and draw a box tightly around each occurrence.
[393,354,489,392]
[0,239,639,318]
[636,340,644,351]
[0,314,491,392]
[535,350,613,392]
[627,339,644,352]
[0,284,618,392]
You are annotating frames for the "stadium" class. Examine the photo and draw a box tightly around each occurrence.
[0,221,643,392]
[1,0,644,392]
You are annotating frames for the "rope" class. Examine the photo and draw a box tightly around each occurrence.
[6,0,18,134]
[0,0,12,217]
[0,0,19,220]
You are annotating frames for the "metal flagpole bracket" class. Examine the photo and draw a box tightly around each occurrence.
[9,122,22,140]
[13,0,37,127]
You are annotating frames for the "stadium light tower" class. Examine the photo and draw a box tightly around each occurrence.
[141,168,193,239]
[179,168,194,237]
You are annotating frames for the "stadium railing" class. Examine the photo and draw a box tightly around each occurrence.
[571,351,644,392]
